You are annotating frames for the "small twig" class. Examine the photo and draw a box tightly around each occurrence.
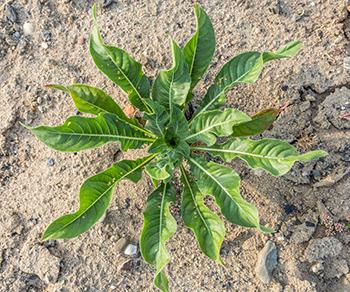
[279,101,289,113]
[339,112,350,121]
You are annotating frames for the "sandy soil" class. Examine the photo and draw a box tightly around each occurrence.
[1,1,350,291]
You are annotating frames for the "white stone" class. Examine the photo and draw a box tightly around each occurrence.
[124,243,138,256]
[23,22,34,36]
[311,262,324,275]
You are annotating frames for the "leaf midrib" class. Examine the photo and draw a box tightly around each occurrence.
[168,72,175,121]
[90,28,150,113]
[193,54,263,119]
[188,22,199,77]
[69,85,116,115]
[71,93,154,137]
[180,166,214,242]
[191,146,284,160]
[188,157,244,214]
[186,114,246,140]
[155,113,166,136]
[189,157,259,227]
[40,130,155,142]
[155,183,168,272]
[105,47,150,113]
[46,155,156,239]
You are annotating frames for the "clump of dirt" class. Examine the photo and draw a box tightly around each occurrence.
[1,1,349,291]
[314,87,350,130]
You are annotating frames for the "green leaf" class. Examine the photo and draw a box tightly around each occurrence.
[231,108,279,137]
[180,166,225,264]
[47,84,127,119]
[140,183,177,292]
[146,103,189,153]
[144,100,170,137]
[148,138,168,154]
[90,5,151,113]
[152,40,191,111]
[26,113,154,152]
[189,156,265,230]
[147,138,188,182]
[194,41,301,117]
[167,105,189,140]
[262,41,302,61]
[183,3,215,93]
[187,108,251,145]
[191,138,328,176]
[155,272,169,292]
[43,155,155,240]
[145,161,172,181]
[147,105,189,154]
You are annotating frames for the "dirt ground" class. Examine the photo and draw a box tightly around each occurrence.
[1,0,350,291]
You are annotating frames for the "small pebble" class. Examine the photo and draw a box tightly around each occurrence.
[344,57,350,70]
[102,0,114,8]
[311,170,321,178]
[78,36,85,45]
[124,197,131,209]
[36,96,43,104]
[37,105,44,113]
[5,4,17,23]
[115,237,127,252]
[47,157,55,166]
[66,15,74,25]
[283,203,297,215]
[281,84,289,92]
[124,244,138,257]
[13,32,21,40]
[42,30,52,42]
[302,170,309,177]
[340,145,350,162]
[300,101,311,112]
[305,95,316,102]
[23,22,34,36]
[117,259,133,272]
[44,240,57,248]
[41,42,49,49]
[311,262,324,275]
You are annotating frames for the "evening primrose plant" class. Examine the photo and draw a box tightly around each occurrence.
[25,4,327,291]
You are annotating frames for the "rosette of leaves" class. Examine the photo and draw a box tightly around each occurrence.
[24,4,327,291]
